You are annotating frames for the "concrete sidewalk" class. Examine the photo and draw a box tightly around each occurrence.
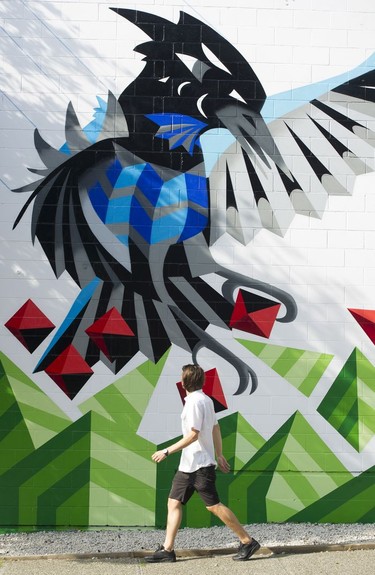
[1,546,374,575]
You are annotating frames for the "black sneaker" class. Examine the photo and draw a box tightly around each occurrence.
[232,538,260,561]
[145,544,177,563]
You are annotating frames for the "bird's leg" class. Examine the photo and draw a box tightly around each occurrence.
[217,265,297,323]
[171,305,258,395]
[193,340,258,395]
[182,235,297,323]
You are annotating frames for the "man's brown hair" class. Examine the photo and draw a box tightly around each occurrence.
[182,364,205,393]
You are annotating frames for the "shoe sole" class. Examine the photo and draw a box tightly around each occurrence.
[232,541,261,561]
[145,557,176,563]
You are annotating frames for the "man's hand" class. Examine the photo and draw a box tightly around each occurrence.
[151,450,167,463]
[217,455,230,473]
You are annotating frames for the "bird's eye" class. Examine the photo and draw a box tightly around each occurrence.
[176,53,210,82]
[159,76,170,83]
[229,89,247,104]
[176,53,199,73]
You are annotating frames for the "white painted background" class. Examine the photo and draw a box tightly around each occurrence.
[1,0,375,474]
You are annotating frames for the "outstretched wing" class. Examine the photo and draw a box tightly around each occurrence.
[267,67,375,222]
[12,95,149,376]
[203,60,375,245]
[13,92,132,285]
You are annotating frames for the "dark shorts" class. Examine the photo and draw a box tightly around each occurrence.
[169,465,220,507]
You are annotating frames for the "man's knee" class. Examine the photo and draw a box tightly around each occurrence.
[168,497,182,511]
[206,502,221,515]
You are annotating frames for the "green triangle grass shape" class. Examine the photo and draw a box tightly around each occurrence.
[236,339,333,397]
[0,404,158,528]
[0,412,92,526]
[155,411,352,528]
[79,350,170,431]
[88,481,155,526]
[79,354,167,459]
[0,351,71,449]
[219,412,265,473]
[78,355,168,526]
[0,355,41,470]
[37,462,91,526]
[0,351,167,527]
[55,485,90,526]
[0,415,35,473]
[317,348,375,452]
[136,349,170,389]
[226,411,351,523]
[289,465,375,523]
[211,413,265,527]
[87,410,157,526]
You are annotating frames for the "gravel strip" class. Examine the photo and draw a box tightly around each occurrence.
[0,524,374,557]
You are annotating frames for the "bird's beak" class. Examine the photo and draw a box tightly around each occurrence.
[215,102,287,173]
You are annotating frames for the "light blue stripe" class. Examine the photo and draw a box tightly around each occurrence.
[34,277,101,370]
[150,209,187,244]
[105,196,132,224]
[157,175,188,207]
[114,164,146,188]
[262,52,375,122]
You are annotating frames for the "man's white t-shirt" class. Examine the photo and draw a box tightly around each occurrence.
[179,389,217,473]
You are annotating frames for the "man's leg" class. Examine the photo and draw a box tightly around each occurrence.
[144,498,182,563]
[163,497,183,551]
[206,502,251,543]
[206,502,260,561]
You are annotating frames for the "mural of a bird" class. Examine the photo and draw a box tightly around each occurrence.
[12,8,375,398]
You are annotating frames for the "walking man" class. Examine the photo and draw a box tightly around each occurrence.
[145,364,260,563]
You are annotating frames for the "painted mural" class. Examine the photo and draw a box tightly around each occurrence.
[1,1,374,527]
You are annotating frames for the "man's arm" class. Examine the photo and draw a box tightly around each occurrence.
[151,428,199,463]
[213,423,230,473]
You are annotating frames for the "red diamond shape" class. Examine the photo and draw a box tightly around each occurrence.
[45,345,93,399]
[85,307,135,361]
[176,368,227,413]
[5,299,55,352]
[229,289,280,338]
[349,308,375,345]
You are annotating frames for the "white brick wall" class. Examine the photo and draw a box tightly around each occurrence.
[1,0,375,480]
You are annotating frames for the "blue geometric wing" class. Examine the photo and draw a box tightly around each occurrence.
[146,113,207,155]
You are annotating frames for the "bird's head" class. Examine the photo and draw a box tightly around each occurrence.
[111,9,267,139]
